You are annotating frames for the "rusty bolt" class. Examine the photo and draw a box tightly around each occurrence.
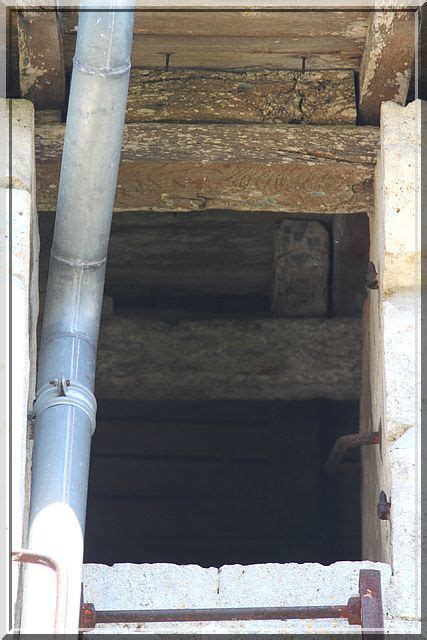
[377,491,391,520]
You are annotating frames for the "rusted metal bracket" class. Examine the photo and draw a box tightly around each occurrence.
[11,549,68,634]
[325,431,381,474]
[80,569,384,636]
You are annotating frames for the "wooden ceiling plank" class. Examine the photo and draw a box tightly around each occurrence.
[60,9,369,40]
[95,316,362,401]
[358,9,416,124]
[17,10,65,111]
[61,10,368,72]
[126,69,357,124]
[63,33,363,73]
[35,122,379,214]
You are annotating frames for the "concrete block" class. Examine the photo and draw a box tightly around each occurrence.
[83,563,218,610]
[378,100,421,294]
[363,100,421,635]
[83,561,393,635]
[0,99,37,633]
[381,99,421,148]
[385,428,420,621]
[0,100,35,192]
[83,563,219,635]
[382,291,419,442]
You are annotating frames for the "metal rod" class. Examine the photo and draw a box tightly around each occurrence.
[20,2,135,633]
[95,604,351,624]
[325,431,381,474]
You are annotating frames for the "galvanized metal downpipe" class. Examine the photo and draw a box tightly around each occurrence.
[21,4,134,633]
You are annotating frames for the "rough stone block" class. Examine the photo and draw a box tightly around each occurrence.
[377,100,421,294]
[0,98,37,633]
[382,292,419,442]
[83,563,218,610]
[1,100,35,191]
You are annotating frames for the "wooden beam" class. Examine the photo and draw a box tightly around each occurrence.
[272,219,329,317]
[39,211,369,317]
[358,9,416,125]
[17,10,65,111]
[62,10,368,39]
[126,69,356,124]
[35,123,379,214]
[95,316,362,401]
[64,35,363,74]
[62,10,368,72]
[38,211,274,300]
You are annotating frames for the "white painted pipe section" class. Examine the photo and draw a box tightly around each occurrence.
[20,3,134,633]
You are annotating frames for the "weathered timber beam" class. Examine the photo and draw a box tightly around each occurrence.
[61,11,368,72]
[126,69,356,124]
[95,317,362,401]
[358,9,416,125]
[35,123,379,214]
[17,10,65,111]
[61,10,368,40]
[272,219,329,318]
[38,211,369,317]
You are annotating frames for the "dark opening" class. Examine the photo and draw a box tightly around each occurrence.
[84,398,361,567]
[39,210,369,567]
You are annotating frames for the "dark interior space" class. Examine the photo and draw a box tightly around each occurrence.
[76,209,367,568]
[38,210,368,567]
[84,399,361,567]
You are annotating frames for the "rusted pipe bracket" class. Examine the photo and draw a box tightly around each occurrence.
[80,569,384,636]
[11,549,68,634]
[324,431,381,474]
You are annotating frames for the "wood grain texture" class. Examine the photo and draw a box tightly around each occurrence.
[126,69,356,124]
[272,219,329,317]
[61,10,368,39]
[38,211,274,299]
[35,123,379,214]
[17,10,65,110]
[38,212,369,317]
[358,9,416,125]
[95,316,362,401]
[62,10,368,72]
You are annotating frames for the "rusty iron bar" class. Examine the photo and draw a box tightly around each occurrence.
[11,549,68,634]
[80,570,384,635]
[82,603,356,626]
[360,570,385,637]
[324,431,381,474]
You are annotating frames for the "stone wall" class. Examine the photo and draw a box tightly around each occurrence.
[361,99,422,633]
[0,99,39,633]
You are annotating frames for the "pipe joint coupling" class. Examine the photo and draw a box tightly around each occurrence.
[32,377,97,435]
[73,56,131,77]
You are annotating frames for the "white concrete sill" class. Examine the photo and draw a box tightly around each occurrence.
[83,561,399,634]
